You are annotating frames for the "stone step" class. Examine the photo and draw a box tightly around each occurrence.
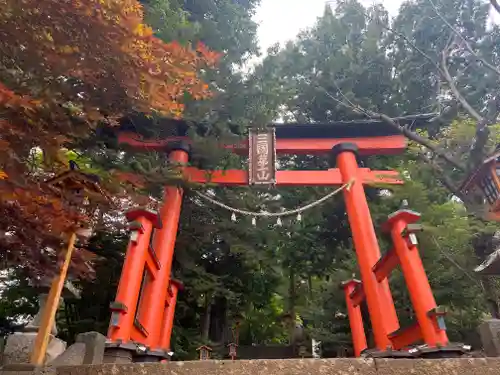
[47,358,500,375]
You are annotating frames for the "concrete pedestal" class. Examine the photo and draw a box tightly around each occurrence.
[2,332,66,365]
[479,319,500,357]
[49,332,106,366]
[2,291,68,366]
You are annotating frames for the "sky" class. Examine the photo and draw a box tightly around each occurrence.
[255,0,499,53]
[255,0,404,53]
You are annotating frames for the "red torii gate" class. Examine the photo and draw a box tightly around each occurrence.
[103,117,460,362]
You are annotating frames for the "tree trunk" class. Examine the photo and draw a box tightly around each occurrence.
[201,294,212,342]
[288,266,296,346]
[209,296,227,344]
[307,274,313,302]
[482,277,500,319]
[473,231,500,319]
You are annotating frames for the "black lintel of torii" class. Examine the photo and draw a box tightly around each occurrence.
[115,112,437,140]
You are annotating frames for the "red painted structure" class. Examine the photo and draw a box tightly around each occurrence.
[333,144,400,350]
[118,132,406,156]
[160,279,183,351]
[341,280,367,357]
[106,117,454,360]
[183,167,402,186]
[107,209,162,347]
[342,209,450,355]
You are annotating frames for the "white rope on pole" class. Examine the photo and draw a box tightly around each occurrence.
[193,178,355,218]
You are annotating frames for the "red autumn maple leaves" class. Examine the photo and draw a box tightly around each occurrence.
[0,0,220,275]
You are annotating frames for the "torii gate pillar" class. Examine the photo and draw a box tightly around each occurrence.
[332,143,399,351]
[139,144,189,352]
[105,143,189,362]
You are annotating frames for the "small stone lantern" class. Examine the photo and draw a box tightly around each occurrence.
[232,313,244,328]
[227,342,237,360]
[281,312,295,345]
[231,313,243,345]
[298,344,307,358]
[196,345,212,360]
[460,150,500,221]
[281,312,294,326]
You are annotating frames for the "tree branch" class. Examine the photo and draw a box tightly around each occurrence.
[359,6,444,76]
[491,0,500,16]
[428,0,500,77]
[440,49,484,122]
[372,111,466,170]
[319,86,467,171]
[416,152,463,197]
[430,19,494,167]
[414,152,490,220]
[358,3,492,127]
[430,236,484,288]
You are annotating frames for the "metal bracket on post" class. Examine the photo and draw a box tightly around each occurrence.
[109,302,128,328]
[125,208,163,229]
[125,209,161,247]
[402,223,424,247]
[428,306,448,330]
[128,221,145,232]
[127,221,144,243]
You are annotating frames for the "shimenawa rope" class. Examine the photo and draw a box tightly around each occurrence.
[193,178,354,221]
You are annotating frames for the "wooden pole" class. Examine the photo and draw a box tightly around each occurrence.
[30,232,77,366]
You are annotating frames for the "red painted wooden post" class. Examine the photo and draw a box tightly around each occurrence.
[141,145,189,353]
[384,209,449,347]
[107,212,154,343]
[159,279,183,353]
[332,143,399,351]
[341,280,368,357]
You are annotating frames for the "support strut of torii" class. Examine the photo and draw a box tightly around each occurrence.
[103,116,466,362]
